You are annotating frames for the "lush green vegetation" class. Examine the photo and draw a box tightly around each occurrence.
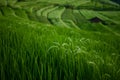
[0,0,120,80]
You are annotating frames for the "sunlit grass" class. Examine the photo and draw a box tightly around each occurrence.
[0,15,120,80]
[0,0,120,80]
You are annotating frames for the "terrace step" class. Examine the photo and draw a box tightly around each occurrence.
[80,9,120,25]
[71,10,87,27]
[62,9,74,20]
[100,23,120,37]
[40,6,58,23]
[35,5,56,23]
[64,20,79,29]
[41,6,58,17]
[48,7,69,28]
[48,7,65,18]
[36,5,54,17]
[80,10,112,21]
[98,11,120,24]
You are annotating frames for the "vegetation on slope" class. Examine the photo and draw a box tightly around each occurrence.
[0,0,120,80]
[0,15,120,80]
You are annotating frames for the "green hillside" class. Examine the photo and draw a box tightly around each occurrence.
[0,0,120,80]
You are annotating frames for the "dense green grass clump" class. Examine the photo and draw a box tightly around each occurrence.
[0,15,120,80]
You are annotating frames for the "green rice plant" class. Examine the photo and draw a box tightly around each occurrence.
[36,5,54,17]
[64,20,79,29]
[14,8,28,19]
[62,9,76,22]
[78,22,111,33]
[80,9,119,24]
[72,10,87,25]
[36,6,58,23]
[37,16,50,23]
[92,11,118,24]
[48,7,69,28]
[79,9,106,20]
[26,11,39,21]
[41,6,58,17]
[98,11,120,23]
[68,0,89,7]
[2,19,119,80]
[0,10,2,16]
[0,0,7,6]
[80,9,95,19]
[14,1,37,7]
[61,9,79,28]
[7,0,17,6]
[48,7,65,19]
[0,7,17,17]
[35,6,57,23]
[0,5,120,80]
[100,23,120,37]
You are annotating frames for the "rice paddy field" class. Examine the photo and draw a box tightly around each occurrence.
[0,0,120,80]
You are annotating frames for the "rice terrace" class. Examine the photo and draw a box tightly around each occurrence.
[0,0,120,80]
